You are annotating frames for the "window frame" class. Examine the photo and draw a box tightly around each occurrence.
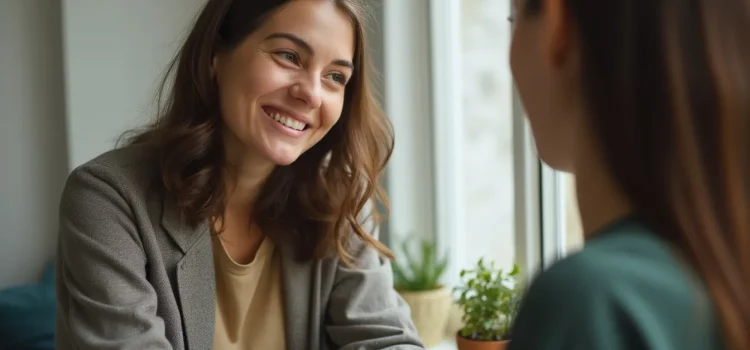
[382,0,567,286]
[382,0,436,248]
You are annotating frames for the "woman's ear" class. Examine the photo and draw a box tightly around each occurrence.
[210,55,219,77]
[541,0,572,68]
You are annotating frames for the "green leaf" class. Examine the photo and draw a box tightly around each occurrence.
[391,235,449,291]
[454,258,524,340]
[391,261,409,289]
[509,263,520,276]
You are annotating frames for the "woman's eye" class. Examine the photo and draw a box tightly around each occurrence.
[276,51,299,65]
[329,73,348,85]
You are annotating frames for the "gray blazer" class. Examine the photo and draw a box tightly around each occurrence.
[55,146,423,350]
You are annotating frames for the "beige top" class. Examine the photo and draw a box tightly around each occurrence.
[212,235,286,350]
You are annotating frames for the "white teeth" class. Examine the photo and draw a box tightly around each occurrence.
[270,112,305,131]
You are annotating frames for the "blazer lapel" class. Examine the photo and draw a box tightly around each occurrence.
[280,242,316,350]
[161,197,207,254]
[161,197,215,350]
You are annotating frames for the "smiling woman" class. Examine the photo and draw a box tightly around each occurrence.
[54,1,422,350]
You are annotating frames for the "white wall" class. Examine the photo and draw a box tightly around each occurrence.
[0,0,68,288]
[0,0,206,288]
[62,0,206,169]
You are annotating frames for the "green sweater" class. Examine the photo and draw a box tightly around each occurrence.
[508,217,723,350]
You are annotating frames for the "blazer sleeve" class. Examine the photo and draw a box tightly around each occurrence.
[325,202,425,350]
[55,164,173,350]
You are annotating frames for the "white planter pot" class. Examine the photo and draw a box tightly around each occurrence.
[399,286,453,347]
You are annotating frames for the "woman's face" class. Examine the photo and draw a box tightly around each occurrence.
[213,0,355,166]
[510,0,583,172]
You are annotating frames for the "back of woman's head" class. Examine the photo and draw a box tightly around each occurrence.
[125,0,393,263]
[516,0,750,347]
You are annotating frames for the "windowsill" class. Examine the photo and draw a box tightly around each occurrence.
[429,339,457,350]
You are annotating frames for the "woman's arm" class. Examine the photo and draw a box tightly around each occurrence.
[55,164,172,350]
[325,204,425,350]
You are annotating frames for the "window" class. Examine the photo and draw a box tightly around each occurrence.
[454,0,518,273]
[539,167,584,268]
[428,0,536,285]
[382,0,583,347]
[383,0,583,275]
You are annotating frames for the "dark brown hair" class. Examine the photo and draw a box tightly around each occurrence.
[524,0,750,348]
[124,0,394,263]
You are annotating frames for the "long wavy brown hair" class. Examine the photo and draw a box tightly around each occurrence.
[123,0,394,263]
[524,0,750,348]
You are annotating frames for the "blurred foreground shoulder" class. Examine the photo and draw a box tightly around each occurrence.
[509,227,722,350]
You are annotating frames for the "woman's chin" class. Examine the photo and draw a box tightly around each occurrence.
[265,149,303,166]
[539,153,573,173]
[273,158,297,166]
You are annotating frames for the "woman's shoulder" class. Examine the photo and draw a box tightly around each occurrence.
[510,218,720,349]
[64,144,161,205]
[560,218,699,291]
[75,143,155,174]
[531,217,709,312]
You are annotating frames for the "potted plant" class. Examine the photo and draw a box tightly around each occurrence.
[454,258,522,350]
[392,237,451,347]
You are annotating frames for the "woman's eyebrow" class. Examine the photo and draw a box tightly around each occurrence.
[264,32,353,69]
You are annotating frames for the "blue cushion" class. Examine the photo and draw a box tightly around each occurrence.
[0,263,56,350]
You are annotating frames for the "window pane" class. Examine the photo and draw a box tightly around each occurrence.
[457,0,516,271]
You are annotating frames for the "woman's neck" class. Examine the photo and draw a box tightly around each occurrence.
[221,129,276,214]
[574,133,633,238]
[215,147,274,263]
[223,167,268,214]
[218,164,271,264]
